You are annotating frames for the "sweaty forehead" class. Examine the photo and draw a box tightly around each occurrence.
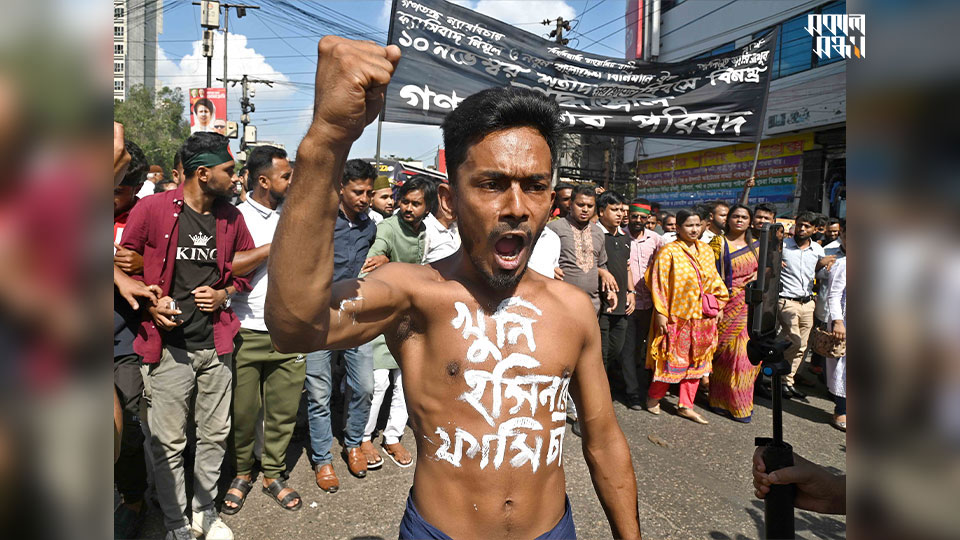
[460,126,551,178]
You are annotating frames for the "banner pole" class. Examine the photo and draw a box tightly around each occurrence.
[376,0,399,174]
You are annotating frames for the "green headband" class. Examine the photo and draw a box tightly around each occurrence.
[183,144,234,172]
[630,203,652,215]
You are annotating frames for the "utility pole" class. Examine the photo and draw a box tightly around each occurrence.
[542,17,571,45]
[195,2,259,88]
[220,74,274,151]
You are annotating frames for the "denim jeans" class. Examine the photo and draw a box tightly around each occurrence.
[304,343,374,466]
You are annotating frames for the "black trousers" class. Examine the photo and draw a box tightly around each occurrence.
[620,308,654,399]
[599,313,631,396]
[114,353,147,503]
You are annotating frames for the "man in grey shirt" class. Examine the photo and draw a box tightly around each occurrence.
[547,185,617,313]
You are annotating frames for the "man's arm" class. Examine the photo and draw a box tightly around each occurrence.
[265,37,401,353]
[232,244,270,276]
[568,294,642,540]
[739,175,756,205]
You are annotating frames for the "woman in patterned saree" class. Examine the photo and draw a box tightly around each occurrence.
[645,210,729,424]
[708,204,762,422]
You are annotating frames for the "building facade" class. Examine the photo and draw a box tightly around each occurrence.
[625,0,847,218]
[114,0,164,101]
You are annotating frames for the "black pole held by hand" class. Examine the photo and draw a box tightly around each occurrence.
[745,223,796,538]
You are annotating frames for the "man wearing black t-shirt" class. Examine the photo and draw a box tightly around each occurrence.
[596,192,640,409]
[120,132,254,540]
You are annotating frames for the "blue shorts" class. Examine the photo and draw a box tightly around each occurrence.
[398,490,576,540]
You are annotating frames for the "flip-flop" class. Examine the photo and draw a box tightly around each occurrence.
[382,442,414,468]
[262,478,302,512]
[831,419,847,432]
[221,477,252,515]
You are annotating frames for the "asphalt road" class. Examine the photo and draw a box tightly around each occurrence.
[134,375,846,540]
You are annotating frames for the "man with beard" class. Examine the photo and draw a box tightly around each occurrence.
[119,131,254,540]
[303,159,379,490]
[266,37,641,540]
[221,145,305,514]
[778,211,836,400]
[700,201,729,245]
[623,200,664,409]
[369,174,394,224]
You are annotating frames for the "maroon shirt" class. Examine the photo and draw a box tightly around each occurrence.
[120,186,255,363]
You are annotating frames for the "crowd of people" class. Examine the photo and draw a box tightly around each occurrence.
[113,37,847,540]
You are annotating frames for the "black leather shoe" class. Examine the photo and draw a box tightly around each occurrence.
[783,384,807,400]
[626,396,644,411]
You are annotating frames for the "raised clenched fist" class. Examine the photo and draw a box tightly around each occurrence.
[308,37,401,146]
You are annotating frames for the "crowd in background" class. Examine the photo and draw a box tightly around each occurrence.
[113,130,847,540]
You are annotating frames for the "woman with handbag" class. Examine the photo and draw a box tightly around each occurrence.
[645,209,729,424]
[707,205,762,423]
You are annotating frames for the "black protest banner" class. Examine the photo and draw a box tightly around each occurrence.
[384,0,777,142]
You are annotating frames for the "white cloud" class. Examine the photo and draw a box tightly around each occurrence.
[157,31,292,100]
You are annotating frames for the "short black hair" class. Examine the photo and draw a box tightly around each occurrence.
[180,132,232,177]
[342,158,376,187]
[597,190,625,211]
[246,145,287,189]
[650,202,661,213]
[441,87,563,185]
[705,200,729,214]
[826,217,840,227]
[398,174,438,215]
[193,98,214,114]
[839,218,846,231]
[693,204,711,221]
[153,179,175,193]
[813,213,828,227]
[795,211,818,226]
[120,139,149,187]
[571,184,596,201]
[554,182,574,193]
[663,212,675,220]
[173,148,183,170]
[754,202,777,217]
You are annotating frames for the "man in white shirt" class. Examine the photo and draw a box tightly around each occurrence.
[223,145,306,513]
[699,201,729,245]
[778,211,836,399]
[422,202,460,264]
[527,226,561,279]
[136,165,164,198]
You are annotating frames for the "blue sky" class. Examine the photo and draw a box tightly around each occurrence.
[154,0,634,162]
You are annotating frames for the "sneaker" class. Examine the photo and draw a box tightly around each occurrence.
[191,508,234,540]
[164,525,194,540]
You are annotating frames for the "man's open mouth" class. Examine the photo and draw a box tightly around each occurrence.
[493,232,526,270]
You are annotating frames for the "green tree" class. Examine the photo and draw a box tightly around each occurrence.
[113,85,190,173]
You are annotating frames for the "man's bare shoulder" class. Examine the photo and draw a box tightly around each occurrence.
[537,275,597,324]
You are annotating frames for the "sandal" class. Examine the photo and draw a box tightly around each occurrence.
[262,478,302,512]
[646,398,661,415]
[221,477,253,515]
[360,440,383,469]
[382,442,413,468]
[677,406,709,425]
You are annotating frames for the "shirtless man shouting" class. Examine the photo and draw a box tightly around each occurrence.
[266,36,641,540]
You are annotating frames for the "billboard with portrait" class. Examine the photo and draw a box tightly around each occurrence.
[189,87,227,135]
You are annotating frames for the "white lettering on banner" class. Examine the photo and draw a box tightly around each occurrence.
[555,63,602,79]
[435,297,569,472]
[707,66,767,86]
[466,35,504,57]
[431,42,478,67]
[399,84,464,112]
[396,10,466,45]
[546,47,636,71]
[400,0,442,20]
[446,16,506,41]
[631,107,752,136]
[561,111,613,129]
